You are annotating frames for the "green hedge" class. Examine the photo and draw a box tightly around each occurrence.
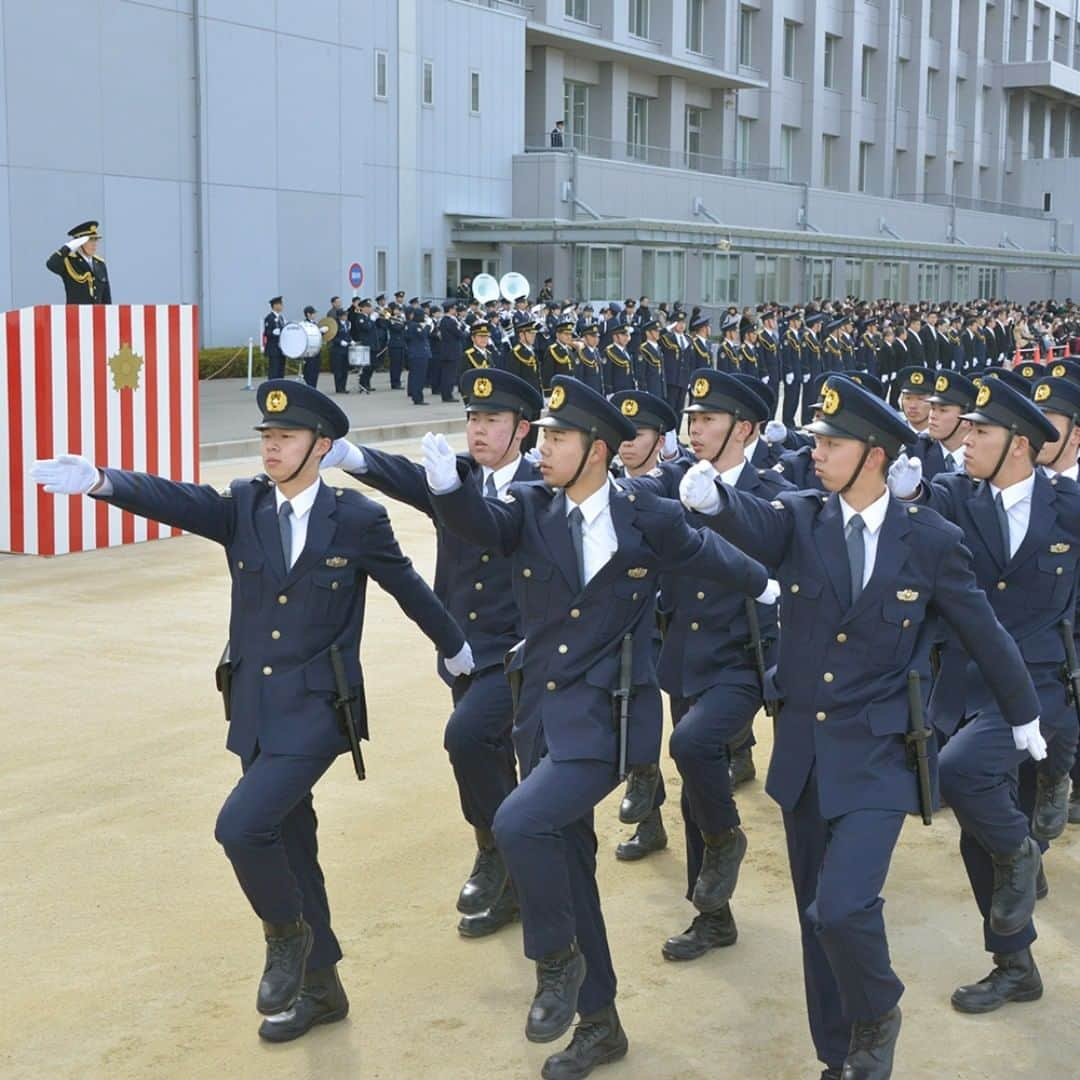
[199,346,332,380]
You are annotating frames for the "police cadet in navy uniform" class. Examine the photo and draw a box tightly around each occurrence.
[46,220,112,304]
[544,318,579,391]
[322,369,543,938]
[31,381,472,1043]
[887,377,1080,1017]
[635,319,666,398]
[573,323,606,394]
[920,371,977,479]
[421,376,773,1080]
[781,311,805,427]
[680,378,1041,1079]
[603,323,636,393]
[660,311,691,415]
[264,297,287,380]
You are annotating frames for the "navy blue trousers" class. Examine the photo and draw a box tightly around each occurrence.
[389,346,405,389]
[302,354,321,388]
[444,667,517,830]
[665,383,686,416]
[494,754,619,1016]
[782,769,906,1071]
[781,375,802,427]
[330,346,349,393]
[406,354,429,404]
[267,353,285,380]
[214,750,341,970]
[439,360,458,401]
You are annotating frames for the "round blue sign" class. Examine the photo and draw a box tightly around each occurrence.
[348,262,364,289]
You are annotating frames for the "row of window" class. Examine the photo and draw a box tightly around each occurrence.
[373,51,481,113]
[569,0,708,53]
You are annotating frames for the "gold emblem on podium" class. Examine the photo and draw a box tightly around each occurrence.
[108,342,143,392]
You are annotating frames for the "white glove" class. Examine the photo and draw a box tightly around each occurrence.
[755,578,781,606]
[784,372,795,385]
[31,454,99,495]
[421,431,459,494]
[764,420,788,445]
[524,446,542,465]
[661,429,680,459]
[65,236,88,253]
[679,459,721,515]
[321,438,366,472]
[444,641,475,677]
[802,372,811,383]
[1012,718,1047,762]
[886,453,922,500]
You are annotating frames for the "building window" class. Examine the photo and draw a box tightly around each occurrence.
[822,134,838,188]
[642,250,686,303]
[702,252,740,305]
[686,0,705,53]
[565,0,589,20]
[780,125,796,181]
[737,117,753,166]
[422,252,434,296]
[783,21,798,79]
[738,7,754,67]
[858,141,872,193]
[574,246,623,300]
[374,50,388,100]
[824,34,839,90]
[953,264,971,302]
[926,68,937,116]
[861,47,874,100]
[627,93,650,160]
[880,261,901,299]
[896,58,907,110]
[844,259,864,298]
[422,60,434,107]
[375,249,388,294]
[629,0,650,38]
[470,71,481,114]
[916,263,941,300]
[755,255,779,304]
[684,106,703,169]
[564,81,589,151]
[809,258,833,300]
[976,266,999,299]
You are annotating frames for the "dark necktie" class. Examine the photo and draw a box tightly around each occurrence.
[845,513,865,604]
[484,473,497,498]
[994,492,1012,561]
[278,501,293,571]
[567,506,586,590]
[943,453,956,473]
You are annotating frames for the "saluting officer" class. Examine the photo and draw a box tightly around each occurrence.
[422,376,773,1080]
[31,382,472,1043]
[46,220,112,304]
[680,377,1042,1080]
[635,319,666,397]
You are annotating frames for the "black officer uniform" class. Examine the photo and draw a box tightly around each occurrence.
[340,369,543,937]
[264,298,286,380]
[603,334,636,393]
[506,320,545,399]
[429,376,770,1080]
[573,324,606,394]
[46,220,112,304]
[463,322,497,371]
[542,319,578,391]
[635,322,666,397]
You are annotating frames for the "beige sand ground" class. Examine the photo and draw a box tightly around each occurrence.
[2,439,1078,1079]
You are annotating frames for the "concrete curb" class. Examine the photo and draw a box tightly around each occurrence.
[199,416,466,463]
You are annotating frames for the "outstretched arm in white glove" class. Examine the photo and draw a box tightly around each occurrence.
[31,454,101,495]
[886,452,923,500]
[421,432,460,494]
[321,438,367,473]
[678,459,721,515]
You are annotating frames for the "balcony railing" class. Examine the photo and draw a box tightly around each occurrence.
[895,191,1048,220]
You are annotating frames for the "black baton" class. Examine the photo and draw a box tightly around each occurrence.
[906,670,933,826]
[1060,619,1080,715]
[614,634,634,782]
[329,645,366,782]
[214,643,232,725]
[745,598,779,718]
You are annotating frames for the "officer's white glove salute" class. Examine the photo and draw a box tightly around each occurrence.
[421,432,459,494]
[64,235,88,254]
[886,452,923,500]
[764,420,788,445]
[444,641,476,678]
[1012,718,1047,762]
[31,453,99,495]
[321,437,366,473]
[678,459,721,515]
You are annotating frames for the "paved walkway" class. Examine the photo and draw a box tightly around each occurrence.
[199,368,465,459]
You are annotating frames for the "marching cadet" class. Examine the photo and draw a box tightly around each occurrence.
[46,220,112,305]
[463,321,498,371]
[608,390,679,482]
[604,324,637,393]
[422,376,774,1080]
[919,371,976,478]
[264,296,287,381]
[886,377,1080,1019]
[573,323,606,394]
[31,381,472,1042]
[716,315,740,372]
[891,367,933,432]
[635,319,666,397]
[543,318,578,392]
[506,319,545,400]
[324,369,543,938]
[661,311,692,414]
[680,377,1042,1080]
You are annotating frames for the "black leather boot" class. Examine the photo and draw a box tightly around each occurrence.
[618,764,660,824]
[257,918,313,1015]
[258,964,350,1042]
[457,827,508,915]
[950,949,1043,1013]
[541,1004,629,1079]
[1031,772,1070,842]
[526,942,587,1044]
[661,905,737,961]
[841,1005,901,1080]
[821,1069,843,1080]
[691,826,747,912]
[989,836,1040,936]
[614,808,667,862]
[728,745,756,787]
[457,880,519,938]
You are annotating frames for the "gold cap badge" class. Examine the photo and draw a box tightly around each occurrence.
[935,375,949,393]
[692,377,709,399]
[976,383,991,408]
[266,389,288,413]
[1052,364,1066,377]
[549,385,566,410]
[1020,365,1035,378]
[822,386,840,416]
[1034,383,1052,403]
[620,398,639,417]
[910,371,924,386]
[473,377,493,398]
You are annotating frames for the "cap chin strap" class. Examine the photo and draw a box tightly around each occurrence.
[708,411,742,467]
[985,427,1017,487]
[566,427,600,491]
[941,415,965,445]
[840,437,876,496]
[1043,417,1076,471]
[496,409,525,465]
[283,424,323,486]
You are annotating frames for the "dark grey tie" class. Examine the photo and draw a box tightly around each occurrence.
[484,472,497,498]
[278,501,293,570]
[567,506,586,590]
[943,453,956,473]
[994,492,1012,560]
[845,513,865,604]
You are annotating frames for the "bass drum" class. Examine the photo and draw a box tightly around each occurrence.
[280,321,323,359]
[348,343,371,368]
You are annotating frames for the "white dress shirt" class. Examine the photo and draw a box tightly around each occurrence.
[720,459,748,488]
[943,445,966,473]
[1044,461,1079,482]
[989,470,1035,559]
[275,478,321,568]
[565,480,618,585]
[838,488,890,588]
[481,455,522,497]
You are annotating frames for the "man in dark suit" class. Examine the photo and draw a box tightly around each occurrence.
[550,120,565,148]
[264,297,287,380]
[424,376,773,1079]
[438,303,468,402]
[920,313,941,370]
[31,382,471,1043]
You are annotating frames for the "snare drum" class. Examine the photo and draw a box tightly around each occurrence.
[348,343,371,368]
[280,321,323,359]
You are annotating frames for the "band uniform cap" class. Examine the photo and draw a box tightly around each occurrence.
[470,320,492,336]
[961,377,1059,449]
[690,315,712,332]
[926,371,978,409]
[461,368,543,420]
[976,365,1031,392]
[640,318,661,333]
[534,374,637,450]
[804,313,824,327]
[1031,376,1080,423]
[269,296,283,306]
[68,220,101,239]
[254,379,350,439]
[518,319,544,333]
[805,378,918,456]
[825,318,846,334]
[720,314,739,332]
[732,371,776,416]
[609,390,678,433]
[1046,358,1080,384]
[581,323,600,336]
[896,367,934,395]
[555,318,576,333]
[683,369,768,423]
[842,371,886,400]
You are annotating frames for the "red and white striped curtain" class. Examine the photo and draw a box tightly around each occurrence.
[1,304,199,555]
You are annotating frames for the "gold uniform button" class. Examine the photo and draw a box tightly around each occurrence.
[690,621,700,631]
[262,666,273,676]
[271,630,281,640]
[836,633,847,643]
[277,595,288,605]
[697,591,705,600]
[237,560,245,569]
[558,644,568,654]
[823,672,834,683]
[474,582,483,591]
[481,554,490,563]
[1056,567,1064,575]
[790,584,800,594]
[570,608,581,619]
[996,581,1006,591]
[546,680,557,691]
[468,611,478,621]
[816,711,827,722]
[907,506,918,515]
[522,569,532,578]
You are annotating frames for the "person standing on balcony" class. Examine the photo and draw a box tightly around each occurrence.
[550,119,565,148]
